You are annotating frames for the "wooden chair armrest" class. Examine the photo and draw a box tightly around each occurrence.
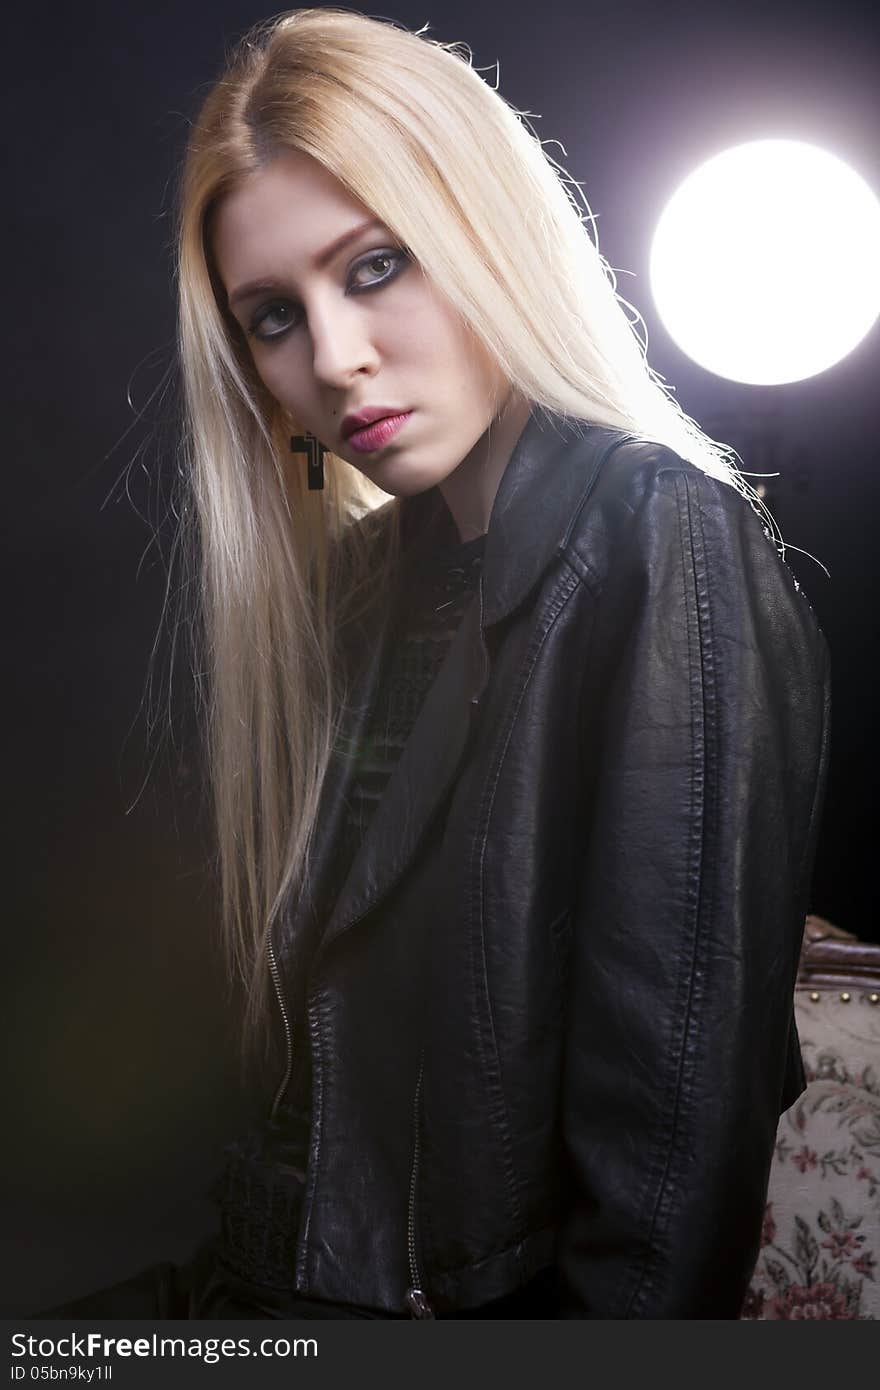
[798,914,880,994]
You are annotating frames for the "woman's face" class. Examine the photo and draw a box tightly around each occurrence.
[212,149,516,500]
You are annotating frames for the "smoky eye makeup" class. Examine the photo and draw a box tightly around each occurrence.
[246,246,411,343]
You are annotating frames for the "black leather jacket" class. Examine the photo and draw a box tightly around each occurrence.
[268,408,830,1318]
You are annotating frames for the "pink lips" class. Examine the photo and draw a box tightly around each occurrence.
[346,411,413,453]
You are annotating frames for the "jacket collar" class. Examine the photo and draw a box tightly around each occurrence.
[279,407,635,964]
[399,405,623,626]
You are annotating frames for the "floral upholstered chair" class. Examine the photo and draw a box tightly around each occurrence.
[742,916,880,1319]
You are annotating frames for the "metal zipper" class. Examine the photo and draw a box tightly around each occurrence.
[267,930,293,1126]
[471,572,489,708]
[404,584,486,1318]
[404,1050,435,1318]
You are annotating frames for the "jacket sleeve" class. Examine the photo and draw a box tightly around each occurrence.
[556,459,831,1318]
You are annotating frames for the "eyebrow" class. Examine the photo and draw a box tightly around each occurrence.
[227,218,385,309]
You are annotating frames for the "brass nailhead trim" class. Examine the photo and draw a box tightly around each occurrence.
[803,989,880,1003]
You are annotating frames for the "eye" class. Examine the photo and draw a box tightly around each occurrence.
[349,248,409,290]
[247,301,300,342]
[246,247,410,345]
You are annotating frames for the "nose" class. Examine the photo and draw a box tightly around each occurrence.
[308,296,379,388]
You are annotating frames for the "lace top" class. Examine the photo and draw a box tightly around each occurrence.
[333,528,486,885]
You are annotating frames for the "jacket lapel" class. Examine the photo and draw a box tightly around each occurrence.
[284,408,632,961]
[318,581,489,952]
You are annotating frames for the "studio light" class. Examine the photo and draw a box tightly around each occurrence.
[649,138,880,385]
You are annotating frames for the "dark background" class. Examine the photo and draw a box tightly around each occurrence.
[3,1,877,1315]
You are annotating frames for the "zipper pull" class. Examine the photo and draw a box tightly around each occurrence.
[406,1055,434,1318]
[405,1286,435,1319]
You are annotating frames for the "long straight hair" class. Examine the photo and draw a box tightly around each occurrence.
[175,7,763,1058]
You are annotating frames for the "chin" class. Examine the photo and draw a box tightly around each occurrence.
[360,458,442,499]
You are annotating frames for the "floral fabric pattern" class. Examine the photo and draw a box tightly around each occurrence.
[742,993,880,1320]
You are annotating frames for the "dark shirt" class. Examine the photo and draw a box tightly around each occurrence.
[334,526,487,890]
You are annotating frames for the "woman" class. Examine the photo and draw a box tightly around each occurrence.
[45,7,830,1318]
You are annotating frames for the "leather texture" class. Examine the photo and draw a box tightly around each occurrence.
[271,406,831,1318]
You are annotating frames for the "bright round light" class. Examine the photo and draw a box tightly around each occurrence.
[649,139,880,385]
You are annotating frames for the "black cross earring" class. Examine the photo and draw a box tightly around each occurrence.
[291,433,325,490]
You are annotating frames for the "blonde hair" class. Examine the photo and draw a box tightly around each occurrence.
[175,6,764,1057]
